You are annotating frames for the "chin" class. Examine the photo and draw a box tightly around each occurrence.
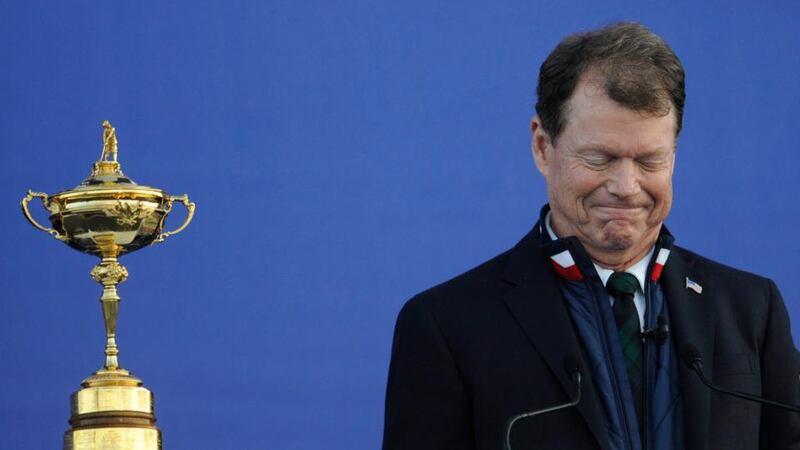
[599,226,638,251]
[604,235,635,251]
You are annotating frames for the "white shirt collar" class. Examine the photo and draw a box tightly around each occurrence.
[545,211,653,291]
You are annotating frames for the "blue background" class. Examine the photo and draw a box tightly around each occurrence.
[2,1,799,448]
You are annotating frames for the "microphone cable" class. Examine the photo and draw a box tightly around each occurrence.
[503,355,584,450]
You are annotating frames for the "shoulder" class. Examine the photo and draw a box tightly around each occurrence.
[672,245,774,290]
[670,245,780,323]
[400,247,516,320]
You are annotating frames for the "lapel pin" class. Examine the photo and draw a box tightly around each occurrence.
[686,277,703,294]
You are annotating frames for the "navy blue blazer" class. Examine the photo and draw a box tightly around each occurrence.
[383,226,800,450]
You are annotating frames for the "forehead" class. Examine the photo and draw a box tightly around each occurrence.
[560,76,677,154]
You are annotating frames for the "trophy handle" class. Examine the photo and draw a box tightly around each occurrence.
[21,190,67,241]
[154,194,195,243]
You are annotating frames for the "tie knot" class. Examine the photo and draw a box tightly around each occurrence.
[606,272,639,298]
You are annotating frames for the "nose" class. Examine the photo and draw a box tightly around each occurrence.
[606,159,640,198]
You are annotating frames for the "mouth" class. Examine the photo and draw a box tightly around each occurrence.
[594,204,647,210]
[591,205,648,219]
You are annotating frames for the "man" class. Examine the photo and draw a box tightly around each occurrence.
[383,22,800,450]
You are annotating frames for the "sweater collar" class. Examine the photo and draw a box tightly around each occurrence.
[536,204,674,284]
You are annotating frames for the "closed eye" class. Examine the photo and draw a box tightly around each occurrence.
[580,153,613,168]
[637,156,671,171]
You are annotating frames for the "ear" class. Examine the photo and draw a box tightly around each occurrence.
[670,148,676,175]
[531,115,553,177]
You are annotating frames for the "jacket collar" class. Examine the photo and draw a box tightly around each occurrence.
[502,205,712,450]
[502,220,609,450]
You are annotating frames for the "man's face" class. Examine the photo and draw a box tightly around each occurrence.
[532,76,676,267]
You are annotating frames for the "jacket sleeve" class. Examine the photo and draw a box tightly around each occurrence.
[759,279,800,450]
[383,296,475,450]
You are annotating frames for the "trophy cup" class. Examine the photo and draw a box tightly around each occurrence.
[21,121,195,450]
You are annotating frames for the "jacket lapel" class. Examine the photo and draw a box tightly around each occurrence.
[502,228,609,450]
[661,249,715,450]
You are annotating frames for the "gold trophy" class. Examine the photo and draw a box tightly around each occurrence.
[21,121,195,450]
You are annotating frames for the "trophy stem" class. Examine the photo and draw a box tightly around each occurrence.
[90,257,128,370]
[69,254,161,450]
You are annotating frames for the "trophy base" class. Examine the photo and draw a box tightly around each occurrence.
[64,368,162,450]
[64,428,161,450]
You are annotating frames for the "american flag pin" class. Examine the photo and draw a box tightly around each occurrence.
[686,277,703,294]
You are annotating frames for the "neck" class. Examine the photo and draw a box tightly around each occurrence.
[585,244,654,272]
[547,211,659,271]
